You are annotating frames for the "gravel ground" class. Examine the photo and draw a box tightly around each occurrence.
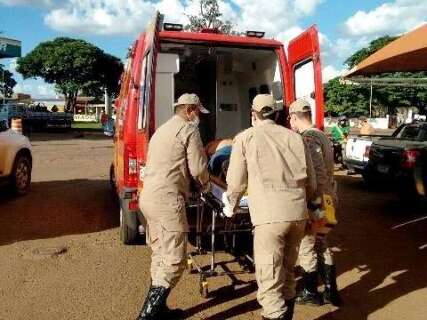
[0,131,426,320]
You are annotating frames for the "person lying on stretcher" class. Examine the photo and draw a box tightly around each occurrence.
[205,139,249,210]
[205,139,233,181]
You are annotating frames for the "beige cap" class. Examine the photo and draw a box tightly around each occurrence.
[289,98,311,114]
[173,93,210,114]
[252,94,275,113]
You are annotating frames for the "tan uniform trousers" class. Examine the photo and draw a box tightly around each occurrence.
[141,200,188,289]
[254,221,306,319]
[299,232,334,272]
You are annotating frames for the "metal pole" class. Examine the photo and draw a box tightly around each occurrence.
[369,82,373,118]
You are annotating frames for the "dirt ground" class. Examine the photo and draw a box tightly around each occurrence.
[1,131,426,320]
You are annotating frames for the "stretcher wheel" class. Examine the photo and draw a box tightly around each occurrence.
[199,276,209,298]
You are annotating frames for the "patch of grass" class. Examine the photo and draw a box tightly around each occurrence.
[72,121,102,130]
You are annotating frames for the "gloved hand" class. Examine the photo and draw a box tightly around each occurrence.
[221,192,234,218]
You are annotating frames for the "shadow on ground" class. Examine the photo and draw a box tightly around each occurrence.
[0,179,119,246]
[312,175,427,320]
[27,130,111,142]
[182,174,427,320]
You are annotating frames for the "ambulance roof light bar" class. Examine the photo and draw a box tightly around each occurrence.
[246,31,265,38]
[163,23,184,31]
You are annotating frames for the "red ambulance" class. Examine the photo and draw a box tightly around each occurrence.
[111,12,324,244]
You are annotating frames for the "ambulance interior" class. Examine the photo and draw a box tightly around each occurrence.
[155,43,284,140]
[154,43,285,182]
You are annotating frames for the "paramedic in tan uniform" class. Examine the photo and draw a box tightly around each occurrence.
[223,94,316,320]
[289,99,342,307]
[136,93,210,320]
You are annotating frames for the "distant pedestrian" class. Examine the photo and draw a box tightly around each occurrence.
[359,116,375,135]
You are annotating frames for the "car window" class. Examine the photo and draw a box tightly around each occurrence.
[419,127,427,141]
[392,124,405,137]
[398,126,420,139]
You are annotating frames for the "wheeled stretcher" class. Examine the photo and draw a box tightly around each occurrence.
[187,178,254,298]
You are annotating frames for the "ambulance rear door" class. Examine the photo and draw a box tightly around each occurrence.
[287,25,324,129]
[135,11,163,188]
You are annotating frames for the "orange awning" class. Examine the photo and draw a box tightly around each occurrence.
[345,24,427,77]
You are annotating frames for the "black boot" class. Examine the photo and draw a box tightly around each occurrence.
[320,264,342,306]
[136,286,184,320]
[295,271,323,306]
[283,298,295,320]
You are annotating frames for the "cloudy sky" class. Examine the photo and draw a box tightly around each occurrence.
[1,0,426,98]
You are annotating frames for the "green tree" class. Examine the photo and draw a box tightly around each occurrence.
[325,35,427,116]
[0,64,17,98]
[344,35,398,69]
[324,78,370,116]
[81,52,124,101]
[186,0,234,34]
[17,37,123,112]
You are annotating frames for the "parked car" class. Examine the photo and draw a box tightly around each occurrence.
[109,12,326,244]
[0,120,32,195]
[344,126,404,174]
[364,122,427,197]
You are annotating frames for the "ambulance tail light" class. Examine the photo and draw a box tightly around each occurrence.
[246,31,265,38]
[128,158,138,175]
[124,147,138,187]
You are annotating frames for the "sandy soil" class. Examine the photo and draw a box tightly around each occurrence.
[0,131,426,320]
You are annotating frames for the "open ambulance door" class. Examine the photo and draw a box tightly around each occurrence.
[136,11,163,188]
[287,25,324,129]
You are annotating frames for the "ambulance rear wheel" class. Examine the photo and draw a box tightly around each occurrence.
[120,208,138,245]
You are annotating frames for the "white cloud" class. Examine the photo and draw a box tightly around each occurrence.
[44,0,157,35]
[322,65,344,82]
[14,80,57,98]
[294,0,324,15]
[344,0,427,36]
[276,26,304,44]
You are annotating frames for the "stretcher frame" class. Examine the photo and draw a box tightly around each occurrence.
[187,181,254,298]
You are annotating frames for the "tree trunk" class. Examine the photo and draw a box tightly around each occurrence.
[64,90,78,113]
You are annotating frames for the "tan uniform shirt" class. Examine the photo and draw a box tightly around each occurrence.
[226,120,316,226]
[302,127,336,201]
[140,114,209,204]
